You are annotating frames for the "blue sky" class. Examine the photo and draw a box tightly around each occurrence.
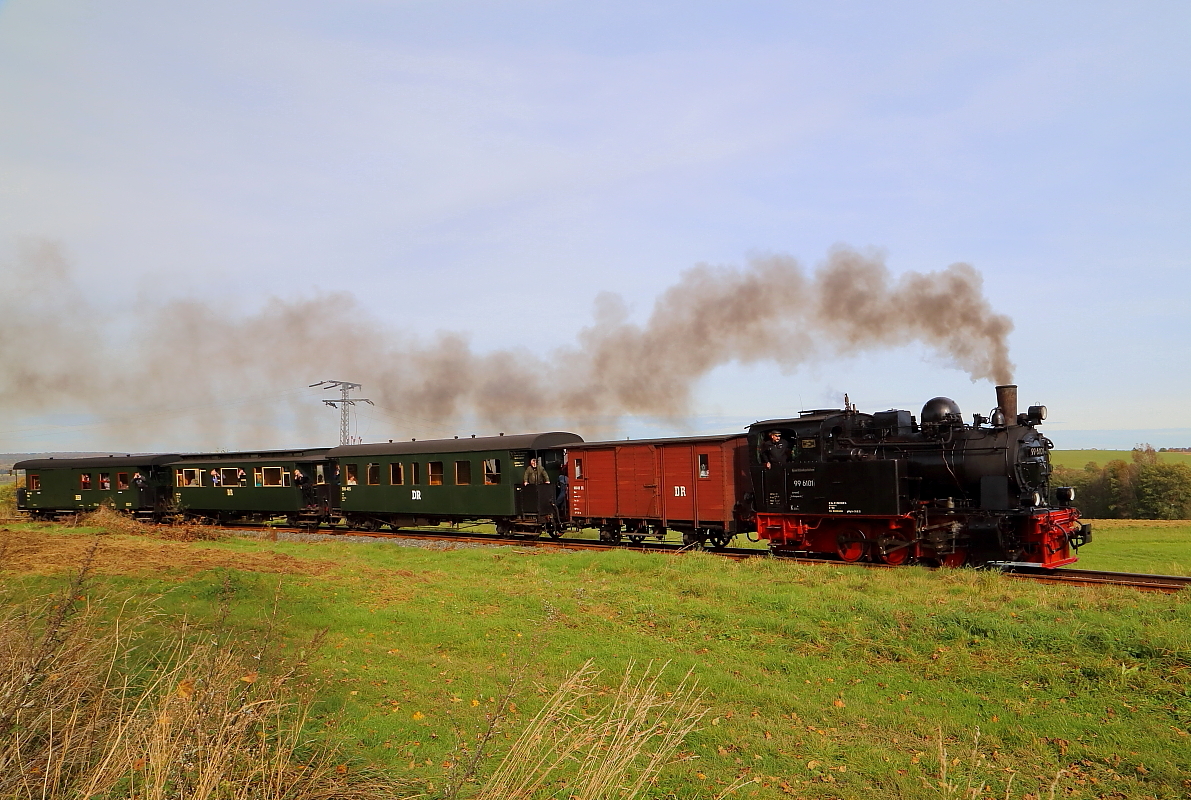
[1,1,1188,451]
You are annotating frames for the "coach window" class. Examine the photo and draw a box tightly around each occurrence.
[698,454,710,479]
[117,473,130,490]
[253,468,264,487]
[410,462,421,485]
[179,469,202,487]
[99,473,111,490]
[79,473,92,490]
[315,465,326,485]
[390,463,404,485]
[344,464,359,486]
[367,463,380,485]
[428,462,444,486]
[29,474,41,491]
[455,460,471,485]
[483,459,500,485]
[220,468,240,486]
[573,459,583,480]
[262,467,286,487]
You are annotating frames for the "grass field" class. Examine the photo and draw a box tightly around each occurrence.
[2,519,1190,799]
[1050,450,1191,470]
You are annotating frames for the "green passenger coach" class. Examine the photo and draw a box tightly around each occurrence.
[166,449,333,525]
[328,432,581,534]
[15,454,179,520]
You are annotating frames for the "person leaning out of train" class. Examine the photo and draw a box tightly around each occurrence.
[523,458,551,486]
[132,472,148,490]
[293,468,313,503]
[763,430,791,469]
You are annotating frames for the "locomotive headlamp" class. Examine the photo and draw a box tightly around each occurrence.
[1056,486,1076,505]
[1027,405,1047,424]
[1029,492,1043,507]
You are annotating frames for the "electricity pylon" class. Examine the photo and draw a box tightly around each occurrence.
[309,380,373,446]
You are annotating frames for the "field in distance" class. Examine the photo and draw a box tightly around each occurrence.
[1051,450,1191,470]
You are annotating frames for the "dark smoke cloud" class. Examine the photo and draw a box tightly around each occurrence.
[0,241,1013,448]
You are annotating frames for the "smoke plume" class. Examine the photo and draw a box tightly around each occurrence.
[0,241,1013,448]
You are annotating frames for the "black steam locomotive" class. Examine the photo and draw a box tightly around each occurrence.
[749,384,1090,567]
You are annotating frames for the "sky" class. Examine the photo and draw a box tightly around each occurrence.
[1,0,1188,453]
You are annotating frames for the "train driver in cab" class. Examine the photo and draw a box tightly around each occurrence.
[763,430,791,469]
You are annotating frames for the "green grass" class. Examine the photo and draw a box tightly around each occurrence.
[4,522,1190,799]
[1072,520,1191,576]
[1051,450,1191,470]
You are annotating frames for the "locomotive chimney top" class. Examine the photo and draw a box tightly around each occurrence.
[995,384,1018,425]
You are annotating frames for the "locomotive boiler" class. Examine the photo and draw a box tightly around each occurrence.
[750,384,1091,567]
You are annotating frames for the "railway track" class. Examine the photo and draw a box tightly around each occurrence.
[228,522,1191,592]
[7,515,1188,592]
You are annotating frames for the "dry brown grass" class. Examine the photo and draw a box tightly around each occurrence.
[473,660,708,800]
[84,504,228,542]
[0,561,407,800]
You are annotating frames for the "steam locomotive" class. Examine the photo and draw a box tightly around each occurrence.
[743,384,1090,567]
[14,384,1089,568]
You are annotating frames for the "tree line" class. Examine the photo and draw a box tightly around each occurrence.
[1052,445,1191,519]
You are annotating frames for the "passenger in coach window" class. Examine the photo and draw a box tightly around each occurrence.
[763,430,791,469]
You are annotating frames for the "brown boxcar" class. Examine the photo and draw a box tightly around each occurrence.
[567,434,751,547]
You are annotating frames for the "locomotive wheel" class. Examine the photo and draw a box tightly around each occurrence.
[877,534,912,565]
[836,528,869,562]
[628,535,645,544]
[939,548,968,568]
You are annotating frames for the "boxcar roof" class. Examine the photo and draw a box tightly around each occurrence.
[569,433,747,448]
[15,454,181,469]
[329,432,582,458]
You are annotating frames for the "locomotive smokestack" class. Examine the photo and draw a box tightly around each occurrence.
[995,384,1018,423]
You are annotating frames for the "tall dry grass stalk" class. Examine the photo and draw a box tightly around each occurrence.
[476,660,707,800]
[0,568,402,800]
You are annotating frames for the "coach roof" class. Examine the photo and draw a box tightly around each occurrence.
[15,454,181,470]
[329,432,582,458]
